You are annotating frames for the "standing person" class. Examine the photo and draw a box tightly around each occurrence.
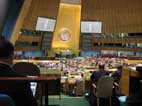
[0,37,37,106]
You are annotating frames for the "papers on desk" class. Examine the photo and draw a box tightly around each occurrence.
[129,67,136,71]
[108,68,117,72]
[61,76,68,83]
[26,76,38,78]
[118,96,127,102]
[30,82,37,96]
[61,76,68,79]
[26,76,38,96]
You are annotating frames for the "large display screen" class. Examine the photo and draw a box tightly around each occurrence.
[81,21,102,33]
[36,17,56,32]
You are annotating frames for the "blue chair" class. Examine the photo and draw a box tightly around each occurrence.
[0,94,15,106]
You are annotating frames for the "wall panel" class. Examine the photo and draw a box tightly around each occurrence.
[22,0,60,30]
[81,0,142,33]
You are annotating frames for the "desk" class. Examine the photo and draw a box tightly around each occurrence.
[121,67,141,96]
[0,76,60,106]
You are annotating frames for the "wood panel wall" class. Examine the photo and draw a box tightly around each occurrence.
[92,47,142,52]
[81,0,142,33]
[14,46,40,51]
[10,0,32,45]
[22,0,60,30]
[18,36,42,42]
[92,37,142,43]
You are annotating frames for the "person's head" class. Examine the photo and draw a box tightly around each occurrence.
[117,65,122,71]
[98,63,105,70]
[0,37,14,65]
[136,64,142,71]
[136,64,142,78]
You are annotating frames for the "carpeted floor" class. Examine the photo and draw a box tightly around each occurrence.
[48,95,90,106]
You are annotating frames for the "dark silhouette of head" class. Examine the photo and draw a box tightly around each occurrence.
[136,64,142,72]
[0,36,14,64]
[117,65,122,71]
[98,63,105,70]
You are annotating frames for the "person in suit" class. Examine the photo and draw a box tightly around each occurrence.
[88,63,109,106]
[111,65,122,96]
[111,65,122,81]
[0,37,37,106]
[90,63,109,84]
[89,63,120,106]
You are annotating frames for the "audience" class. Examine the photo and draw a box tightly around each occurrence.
[0,36,37,106]
[3,34,142,106]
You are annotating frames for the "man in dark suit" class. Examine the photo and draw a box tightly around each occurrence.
[88,63,109,106]
[89,63,120,106]
[111,65,122,81]
[111,65,122,96]
[90,63,109,84]
[0,37,37,106]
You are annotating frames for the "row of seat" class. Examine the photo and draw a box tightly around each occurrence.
[0,94,15,106]
[0,62,60,106]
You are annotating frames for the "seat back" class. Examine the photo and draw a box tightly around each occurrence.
[12,62,40,96]
[96,76,114,98]
[0,94,15,106]
[12,62,40,76]
[76,80,84,96]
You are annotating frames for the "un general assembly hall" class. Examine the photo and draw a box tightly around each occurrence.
[0,0,142,106]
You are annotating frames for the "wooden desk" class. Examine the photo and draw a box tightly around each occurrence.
[0,76,59,81]
[121,67,139,96]
[0,76,60,106]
